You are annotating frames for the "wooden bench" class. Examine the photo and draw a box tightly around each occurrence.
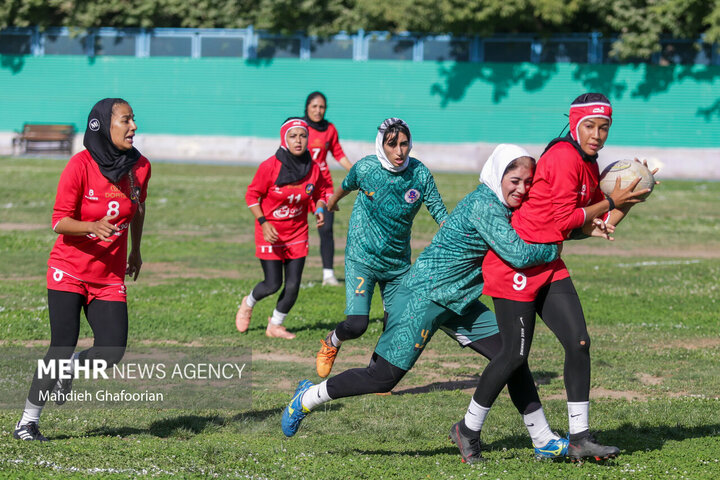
[13,124,76,155]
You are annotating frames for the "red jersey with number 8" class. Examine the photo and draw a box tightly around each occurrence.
[246,156,332,260]
[48,150,151,284]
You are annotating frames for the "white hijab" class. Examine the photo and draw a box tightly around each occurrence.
[479,144,532,207]
[376,118,412,173]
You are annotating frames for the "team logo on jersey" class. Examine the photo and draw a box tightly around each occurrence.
[404,189,421,204]
[305,184,314,195]
[84,189,98,201]
[89,118,100,131]
[273,206,303,219]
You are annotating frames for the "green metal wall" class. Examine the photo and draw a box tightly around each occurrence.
[1,56,718,147]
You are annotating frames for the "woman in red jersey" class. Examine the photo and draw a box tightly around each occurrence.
[452,93,653,461]
[14,98,150,441]
[235,118,332,339]
[303,92,352,286]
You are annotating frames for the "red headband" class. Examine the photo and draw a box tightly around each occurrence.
[280,118,308,150]
[569,102,612,141]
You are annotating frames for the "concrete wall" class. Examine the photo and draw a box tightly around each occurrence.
[2,56,718,178]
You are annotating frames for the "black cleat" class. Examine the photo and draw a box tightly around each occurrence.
[51,373,74,405]
[568,432,619,461]
[449,422,485,464]
[13,422,48,441]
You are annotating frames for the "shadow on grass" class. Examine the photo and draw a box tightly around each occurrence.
[352,422,720,458]
[394,376,480,395]
[77,403,343,439]
[80,408,277,439]
[394,370,559,395]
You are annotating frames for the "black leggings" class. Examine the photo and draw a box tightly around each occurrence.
[472,277,590,408]
[327,334,541,415]
[318,209,334,270]
[334,314,370,341]
[251,257,306,314]
[27,290,128,406]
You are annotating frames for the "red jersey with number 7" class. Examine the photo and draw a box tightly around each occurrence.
[48,150,151,284]
[246,156,332,259]
[307,122,346,188]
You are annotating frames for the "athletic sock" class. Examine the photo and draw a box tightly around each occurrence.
[269,309,287,326]
[301,380,331,411]
[463,399,490,432]
[246,292,257,308]
[567,401,590,435]
[523,406,558,447]
[19,399,42,426]
[323,269,335,280]
[330,331,343,348]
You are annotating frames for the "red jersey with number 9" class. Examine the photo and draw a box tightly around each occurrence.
[307,123,346,188]
[48,150,151,284]
[246,155,332,259]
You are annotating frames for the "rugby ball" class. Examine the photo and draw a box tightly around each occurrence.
[599,160,655,200]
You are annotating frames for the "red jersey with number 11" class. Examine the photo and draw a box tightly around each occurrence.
[48,150,151,284]
[246,156,332,256]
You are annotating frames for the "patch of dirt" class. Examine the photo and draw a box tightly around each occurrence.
[140,262,241,284]
[0,338,94,347]
[544,388,651,401]
[0,223,46,231]
[638,373,663,386]
[665,337,720,350]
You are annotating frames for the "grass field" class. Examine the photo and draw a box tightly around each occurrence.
[1,157,719,479]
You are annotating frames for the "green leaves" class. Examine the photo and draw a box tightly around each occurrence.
[1,0,718,61]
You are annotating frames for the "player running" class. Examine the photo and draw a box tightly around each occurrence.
[14,98,150,441]
[284,144,569,462]
[459,93,653,461]
[314,118,447,378]
[235,118,332,339]
[302,91,353,286]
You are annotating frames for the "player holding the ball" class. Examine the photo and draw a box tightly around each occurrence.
[456,93,655,461]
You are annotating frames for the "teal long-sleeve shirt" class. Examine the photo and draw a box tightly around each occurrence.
[342,155,447,272]
[403,184,559,314]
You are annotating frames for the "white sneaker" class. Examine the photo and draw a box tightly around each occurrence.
[322,276,340,287]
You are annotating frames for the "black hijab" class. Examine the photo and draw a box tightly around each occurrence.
[83,98,141,183]
[542,133,597,163]
[302,91,329,132]
[275,117,313,186]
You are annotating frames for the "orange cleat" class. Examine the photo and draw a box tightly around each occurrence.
[316,338,339,378]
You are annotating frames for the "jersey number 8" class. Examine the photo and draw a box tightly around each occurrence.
[106,201,120,218]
